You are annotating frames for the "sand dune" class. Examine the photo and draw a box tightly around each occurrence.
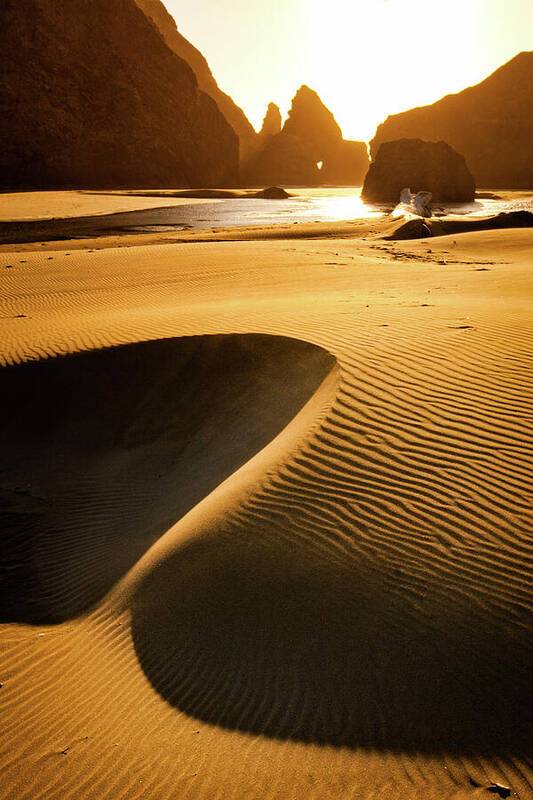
[0,223,532,799]
[1,335,334,622]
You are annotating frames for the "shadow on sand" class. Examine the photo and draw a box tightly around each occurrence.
[131,465,532,755]
[0,334,334,622]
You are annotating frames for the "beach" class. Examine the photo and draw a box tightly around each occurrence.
[0,195,532,800]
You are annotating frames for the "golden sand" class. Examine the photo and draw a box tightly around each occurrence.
[0,210,531,799]
[0,189,215,223]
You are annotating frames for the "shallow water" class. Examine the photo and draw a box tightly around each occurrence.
[126,188,383,232]
[296,187,533,220]
[2,187,531,245]
[443,194,533,218]
[126,187,533,232]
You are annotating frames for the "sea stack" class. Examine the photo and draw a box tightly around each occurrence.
[243,86,369,186]
[362,139,476,203]
[242,134,321,186]
[370,52,533,189]
[283,85,343,158]
[260,103,283,138]
[0,0,239,188]
[321,140,370,186]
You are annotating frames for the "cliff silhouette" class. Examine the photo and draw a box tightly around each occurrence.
[260,104,283,139]
[0,0,238,188]
[362,139,475,203]
[244,87,369,186]
[136,0,258,163]
[371,52,533,189]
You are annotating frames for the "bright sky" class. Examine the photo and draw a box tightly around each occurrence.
[165,0,533,141]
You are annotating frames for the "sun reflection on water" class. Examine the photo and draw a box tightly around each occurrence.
[295,187,384,220]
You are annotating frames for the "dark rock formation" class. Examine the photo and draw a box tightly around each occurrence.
[255,187,290,199]
[0,0,238,189]
[244,86,369,187]
[486,784,511,799]
[260,104,282,139]
[242,134,320,187]
[136,0,257,163]
[362,139,475,203]
[283,86,342,158]
[371,52,533,189]
[386,210,533,242]
[321,140,369,186]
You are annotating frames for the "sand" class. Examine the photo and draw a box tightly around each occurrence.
[0,190,215,222]
[0,206,532,800]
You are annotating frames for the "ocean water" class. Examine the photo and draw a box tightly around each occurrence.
[124,187,533,233]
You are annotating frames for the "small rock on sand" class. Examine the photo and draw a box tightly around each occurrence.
[487,783,512,798]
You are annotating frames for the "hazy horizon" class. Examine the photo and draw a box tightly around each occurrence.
[166,0,533,141]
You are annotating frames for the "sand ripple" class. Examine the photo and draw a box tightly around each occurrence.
[0,233,531,799]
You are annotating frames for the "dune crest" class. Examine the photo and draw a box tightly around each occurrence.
[0,334,335,622]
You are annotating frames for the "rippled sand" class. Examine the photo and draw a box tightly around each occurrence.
[0,210,531,799]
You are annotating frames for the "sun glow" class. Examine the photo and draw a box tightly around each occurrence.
[167,0,533,142]
[305,0,485,140]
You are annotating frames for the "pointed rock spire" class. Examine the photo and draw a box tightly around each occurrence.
[260,103,282,138]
